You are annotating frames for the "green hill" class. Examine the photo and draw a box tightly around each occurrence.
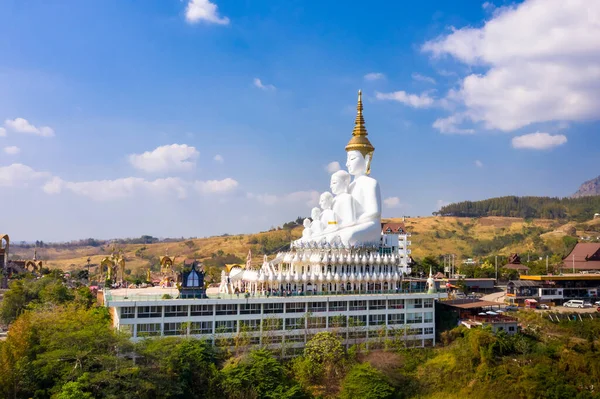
[435,195,600,221]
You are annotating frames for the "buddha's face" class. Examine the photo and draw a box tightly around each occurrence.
[330,176,346,196]
[319,193,333,209]
[303,218,311,228]
[311,208,321,220]
[346,150,366,176]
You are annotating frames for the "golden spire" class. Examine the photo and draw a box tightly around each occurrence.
[345,90,375,157]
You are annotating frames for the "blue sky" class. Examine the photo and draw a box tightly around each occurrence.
[1,0,599,241]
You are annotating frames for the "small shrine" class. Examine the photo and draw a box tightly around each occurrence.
[158,250,178,287]
[503,253,530,275]
[101,247,126,284]
[179,260,206,299]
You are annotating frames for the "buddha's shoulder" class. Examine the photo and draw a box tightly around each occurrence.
[355,175,379,188]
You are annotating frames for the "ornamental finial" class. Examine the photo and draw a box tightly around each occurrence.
[345,90,374,157]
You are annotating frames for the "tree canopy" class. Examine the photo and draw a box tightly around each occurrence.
[435,195,600,221]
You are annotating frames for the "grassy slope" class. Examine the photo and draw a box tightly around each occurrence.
[9,216,600,273]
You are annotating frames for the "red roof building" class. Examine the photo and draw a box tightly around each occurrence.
[381,222,407,234]
[561,243,600,271]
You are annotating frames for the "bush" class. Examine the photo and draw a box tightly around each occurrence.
[339,363,395,399]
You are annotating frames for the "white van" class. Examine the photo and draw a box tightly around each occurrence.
[563,300,584,308]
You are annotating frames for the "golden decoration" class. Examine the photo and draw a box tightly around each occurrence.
[345,90,375,158]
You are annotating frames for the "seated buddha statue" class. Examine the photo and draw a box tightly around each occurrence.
[301,218,312,240]
[294,90,382,247]
[329,170,355,228]
[318,191,336,232]
[325,90,381,246]
[309,207,325,235]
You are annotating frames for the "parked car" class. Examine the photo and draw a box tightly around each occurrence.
[594,301,600,306]
[583,302,593,308]
[538,304,550,310]
[504,305,518,311]
[564,300,585,308]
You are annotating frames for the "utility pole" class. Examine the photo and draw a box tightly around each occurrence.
[87,257,91,285]
[572,254,575,274]
[546,255,549,275]
[495,255,498,282]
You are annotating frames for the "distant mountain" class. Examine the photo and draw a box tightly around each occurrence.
[572,175,600,198]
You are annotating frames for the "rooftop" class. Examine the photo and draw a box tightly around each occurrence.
[441,299,502,309]
[381,222,407,234]
[104,285,448,303]
[562,243,600,270]
[520,274,600,281]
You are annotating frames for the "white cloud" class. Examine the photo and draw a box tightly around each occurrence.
[194,178,238,194]
[214,154,224,163]
[411,73,436,84]
[364,72,385,81]
[4,146,20,155]
[432,114,475,134]
[423,0,600,132]
[253,78,276,91]
[511,132,567,150]
[248,190,320,207]
[325,161,341,174]
[0,127,6,137]
[247,192,279,206]
[128,144,199,173]
[45,177,190,201]
[482,2,494,10]
[383,197,402,208]
[4,118,54,137]
[185,0,229,25]
[42,177,63,194]
[475,160,483,168]
[375,90,435,108]
[0,163,50,187]
[44,175,239,201]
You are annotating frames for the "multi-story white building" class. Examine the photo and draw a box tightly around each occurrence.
[381,222,412,273]
[106,288,443,355]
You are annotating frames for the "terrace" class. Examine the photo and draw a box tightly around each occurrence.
[103,285,448,303]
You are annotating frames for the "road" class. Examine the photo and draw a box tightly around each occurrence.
[481,290,506,303]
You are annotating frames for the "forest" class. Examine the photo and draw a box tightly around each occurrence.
[434,195,600,221]
[2,273,600,398]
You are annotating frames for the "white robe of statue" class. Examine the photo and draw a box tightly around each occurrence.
[323,151,381,245]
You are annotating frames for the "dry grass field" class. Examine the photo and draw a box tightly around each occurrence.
[8,216,599,275]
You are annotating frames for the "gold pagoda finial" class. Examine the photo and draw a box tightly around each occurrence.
[345,89,375,158]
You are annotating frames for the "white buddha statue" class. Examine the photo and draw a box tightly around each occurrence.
[319,192,337,232]
[329,170,355,228]
[309,207,325,235]
[295,90,382,247]
[301,218,312,240]
[328,90,381,246]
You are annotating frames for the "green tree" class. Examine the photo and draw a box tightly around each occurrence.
[339,363,395,399]
[135,337,221,399]
[54,381,93,399]
[0,304,131,399]
[293,332,347,396]
[221,349,308,399]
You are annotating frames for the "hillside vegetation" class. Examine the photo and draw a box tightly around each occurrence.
[435,195,600,221]
[9,216,600,280]
[2,273,600,398]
